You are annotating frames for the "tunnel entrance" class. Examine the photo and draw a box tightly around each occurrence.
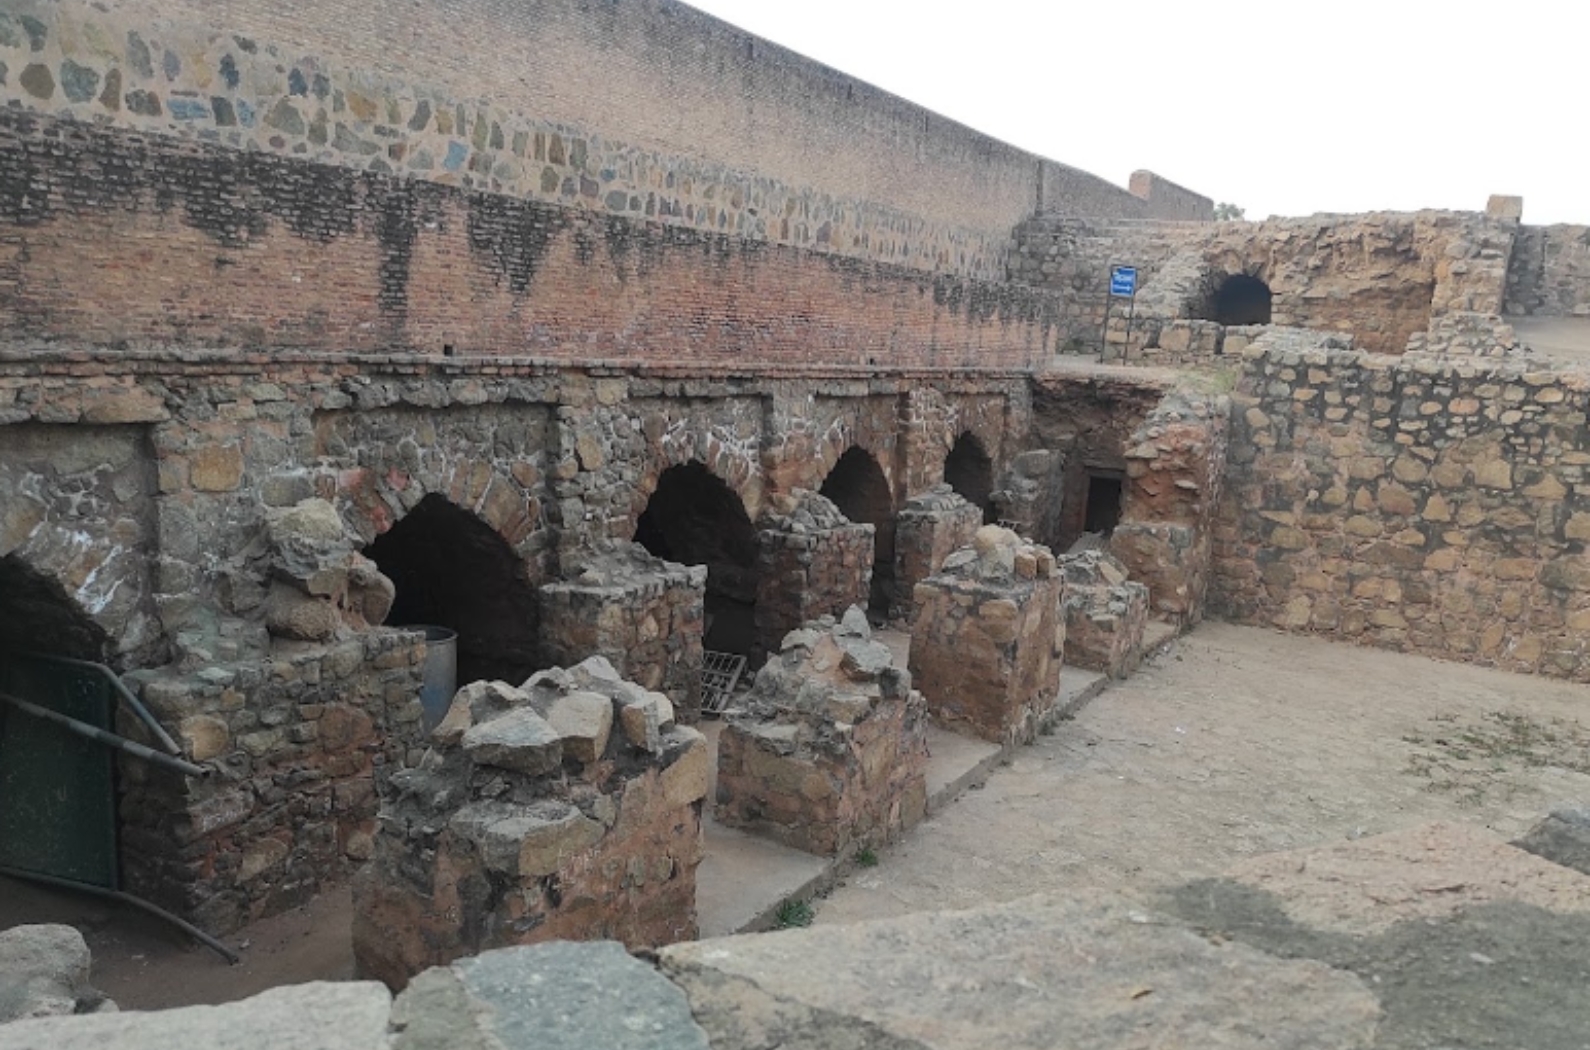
[819,447,896,618]
[1083,471,1124,537]
[944,432,996,525]
[1209,273,1273,326]
[634,462,760,658]
[363,494,541,686]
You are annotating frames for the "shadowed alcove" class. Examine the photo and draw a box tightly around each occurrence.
[363,494,541,686]
[819,446,896,617]
[0,554,111,664]
[944,432,996,525]
[1207,273,1273,326]
[634,462,760,657]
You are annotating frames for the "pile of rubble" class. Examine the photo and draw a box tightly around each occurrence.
[351,656,708,988]
[715,608,928,856]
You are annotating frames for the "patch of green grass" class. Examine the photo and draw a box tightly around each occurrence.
[854,846,879,868]
[775,898,814,929]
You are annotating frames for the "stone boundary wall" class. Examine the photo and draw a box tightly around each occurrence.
[1212,331,1590,680]
[1128,171,1215,223]
[0,110,1067,367]
[1505,225,1590,317]
[0,0,1203,285]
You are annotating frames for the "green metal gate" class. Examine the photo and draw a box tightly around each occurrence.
[0,654,119,889]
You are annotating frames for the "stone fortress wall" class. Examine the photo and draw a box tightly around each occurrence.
[0,0,1201,296]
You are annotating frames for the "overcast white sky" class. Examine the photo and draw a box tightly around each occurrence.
[684,0,1584,224]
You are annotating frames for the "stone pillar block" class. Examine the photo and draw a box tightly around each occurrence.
[538,544,706,721]
[908,527,1065,747]
[1058,550,1150,678]
[352,656,708,989]
[715,609,928,856]
[1486,195,1524,221]
[753,491,873,661]
[891,486,983,621]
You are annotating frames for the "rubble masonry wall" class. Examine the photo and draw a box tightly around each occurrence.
[1213,335,1590,680]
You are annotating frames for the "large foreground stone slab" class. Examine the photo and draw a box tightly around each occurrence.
[0,982,390,1050]
[1166,821,1590,1050]
[1515,807,1590,877]
[1219,820,1590,935]
[660,890,1380,1049]
[390,941,708,1050]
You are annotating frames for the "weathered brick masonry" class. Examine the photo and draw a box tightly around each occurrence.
[0,112,1067,368]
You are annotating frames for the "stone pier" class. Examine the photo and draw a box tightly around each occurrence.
[351,657,708,989]
[908,527,1066,747]
[538,544,707,722]
[715,609,928,856]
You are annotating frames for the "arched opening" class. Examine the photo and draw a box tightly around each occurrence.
[363,494,540,686]
[1210,273,1272,326]
[634,462,760,657]
[0,554,111,663]
[819,447,896,618]
[944,432,996,525]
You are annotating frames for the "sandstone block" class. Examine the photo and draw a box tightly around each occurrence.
[617,690,675,753]
[544,690,614,765]
[659,727,709,810]
[0,925,113,1022]
[461,708,563,775]
[178,714,230,762]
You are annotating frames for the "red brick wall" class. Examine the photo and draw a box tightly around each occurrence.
[0,112,1065,368]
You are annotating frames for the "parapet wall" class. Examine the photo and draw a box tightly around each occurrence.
[1213,330,1590,680]
[1,0,1201,290]
[1128,171,1214,223]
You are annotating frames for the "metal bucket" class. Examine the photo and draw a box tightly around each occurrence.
[415,626,458,731]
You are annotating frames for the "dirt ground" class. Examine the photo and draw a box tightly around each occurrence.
[5,621,1589,1011]
[815,620,1590,925]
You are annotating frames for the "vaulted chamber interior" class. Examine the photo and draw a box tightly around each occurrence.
[363,494,541,686]
[944,432,996,524]
[634,462,760,657]
[819,447,896,617]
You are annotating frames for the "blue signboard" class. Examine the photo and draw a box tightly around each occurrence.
[1110,265,1138,298]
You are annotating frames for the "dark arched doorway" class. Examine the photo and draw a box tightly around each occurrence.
[819,447,896,617]
[1210,273,1272,326]
[363,494,540,686]
[944,432,996,525]
[634,462,760,657]
[0,554,112,663]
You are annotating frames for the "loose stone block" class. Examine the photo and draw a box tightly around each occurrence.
[715,608,928,856]
[908,527,1065,747]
